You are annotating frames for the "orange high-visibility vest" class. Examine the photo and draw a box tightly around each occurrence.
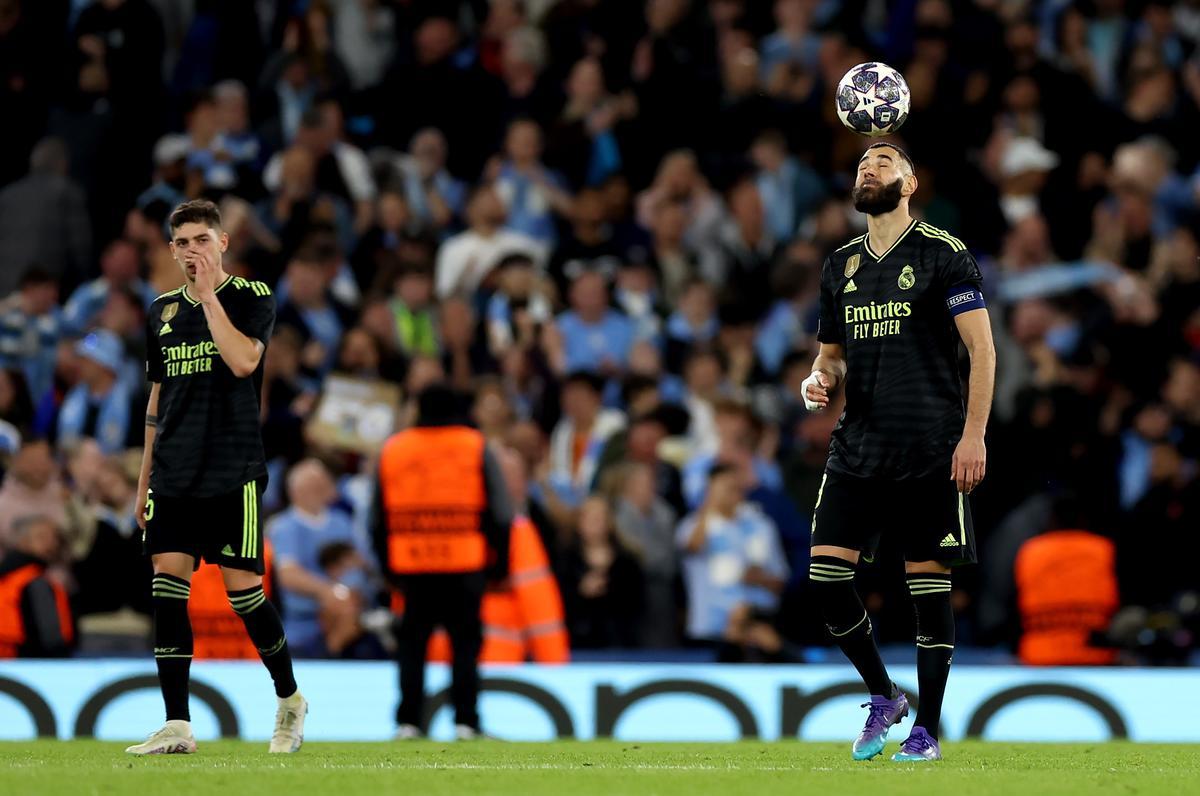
[398,517,571,663]
[378,426,489,574]
[0,562,73,658]
[1015,530,1118,665]
[189,542,274,660]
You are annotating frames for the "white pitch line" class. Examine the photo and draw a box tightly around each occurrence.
[72,761,839,773]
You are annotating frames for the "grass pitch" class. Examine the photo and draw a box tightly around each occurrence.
[1,740,1195,795]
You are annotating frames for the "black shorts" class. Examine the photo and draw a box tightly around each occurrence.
[810,470,976,566]
[143,480,265,574]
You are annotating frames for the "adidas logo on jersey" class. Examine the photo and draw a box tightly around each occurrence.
[939,533,958,548]
[844,279,857,293]
[221,544,235,556]
[160,322,173,335]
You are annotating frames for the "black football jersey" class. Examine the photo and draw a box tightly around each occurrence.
[817,220,984,479]
[146,275,275,497]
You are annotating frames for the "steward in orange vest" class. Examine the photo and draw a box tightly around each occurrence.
[1015,530,1118,665]
[419,515,569,664]
[0,516,73,658]
[189,541,274,659]
[373,383,513,737]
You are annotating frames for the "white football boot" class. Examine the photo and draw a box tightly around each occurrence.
[269,691,308,753]
[125,720,197,755]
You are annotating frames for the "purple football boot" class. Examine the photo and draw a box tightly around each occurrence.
[891,726,942,762]
[851,689,909,760]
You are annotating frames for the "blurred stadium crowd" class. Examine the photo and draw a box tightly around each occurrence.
[0,0,1197,664]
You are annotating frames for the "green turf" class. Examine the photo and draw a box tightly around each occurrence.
[0,740,1195,796]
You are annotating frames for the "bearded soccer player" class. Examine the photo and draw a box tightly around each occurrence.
[126,200,307,755]
[803,143,995,763]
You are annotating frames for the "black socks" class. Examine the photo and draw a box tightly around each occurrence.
[152,573,193,721]
[228,585,297,698]
[810,556,893,696]
[907,571,954,739]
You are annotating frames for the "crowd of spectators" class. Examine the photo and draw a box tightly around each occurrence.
[0,0,1197,663]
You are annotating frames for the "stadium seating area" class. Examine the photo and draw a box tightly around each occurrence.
[0,0,1196,664]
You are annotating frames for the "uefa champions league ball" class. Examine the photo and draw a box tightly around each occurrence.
[835,62,910,137]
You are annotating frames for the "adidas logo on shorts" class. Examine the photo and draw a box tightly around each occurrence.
[221,544,235,556]
[939,533,958,548]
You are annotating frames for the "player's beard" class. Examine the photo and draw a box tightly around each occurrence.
[852,177,904,216]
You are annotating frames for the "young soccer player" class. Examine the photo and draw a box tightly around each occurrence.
[127,200,307,755]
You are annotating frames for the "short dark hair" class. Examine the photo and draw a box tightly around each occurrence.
[397,262,433,280]
[169,199,223,234]
[141,198,172,229]
[707,461,739,481]
[186,89,215,115]
[684,345,727,373]
[713,398,755,424]
[862,141,915,174]
[753,129,787,151]
[562,370,606,395]
[631,403,690,436]
[717,301,757,328]
[621,373,659,406]
[317,541,357,571]
[289,247,324,269]
[416,382,465,426]
[18,267,55,289]
[496,252,535,270]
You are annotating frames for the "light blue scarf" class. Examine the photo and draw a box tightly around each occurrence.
[57,383,131,455]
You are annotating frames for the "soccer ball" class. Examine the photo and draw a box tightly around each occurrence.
[835,62,910,137]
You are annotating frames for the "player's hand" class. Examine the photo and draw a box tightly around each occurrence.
[802,372,831,411]
[192,249,219,302]
[136,487,149,531]
[952,433,986,494]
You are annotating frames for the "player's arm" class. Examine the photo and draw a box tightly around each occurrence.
[193,254,267,377]
[802,343,847,411]
[952,308,995,494]
[199,296,265,377]
[804,256,847,411]
[136,382,159,531]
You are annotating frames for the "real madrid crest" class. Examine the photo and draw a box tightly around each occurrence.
[898,265,915,290]
[160,302,179,322]
[844,254,861,278]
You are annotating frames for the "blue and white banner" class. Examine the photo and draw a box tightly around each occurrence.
[0,661,1194,743]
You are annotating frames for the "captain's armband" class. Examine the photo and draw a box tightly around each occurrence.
[946,284,986,316]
